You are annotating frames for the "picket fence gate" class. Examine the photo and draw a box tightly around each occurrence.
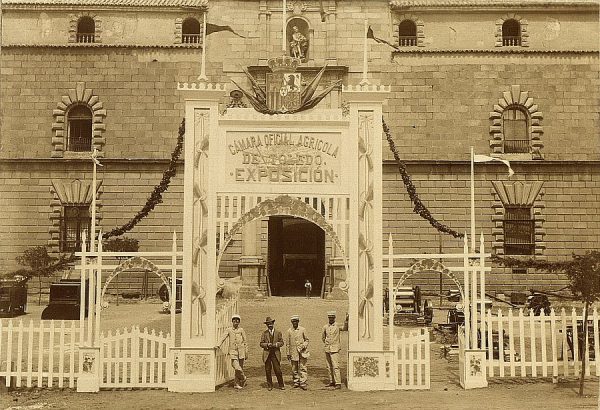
[0,319,81,388]
[484,307,600,379]
[99,326,172,388]
[215,298,239,386]
[394,327,430,389]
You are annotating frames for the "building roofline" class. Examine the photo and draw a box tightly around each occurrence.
[389,0,599,10]
[2,0,208,7]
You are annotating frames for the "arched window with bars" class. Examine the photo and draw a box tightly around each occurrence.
[398,20,417,47]
[502,106,529,153]
[76,16,96,43]
[182,17,201,44]
[502,19,521,46]
[66,105,93,152]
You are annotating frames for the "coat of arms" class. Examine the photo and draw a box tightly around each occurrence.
[232,55,341,115]
[267,72,302,112]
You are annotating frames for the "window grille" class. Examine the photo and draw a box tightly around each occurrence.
[503,107,529,153]
[61,206,91,252]
[77,17,96,43]
[182,18,201,44]
[67,105,92,152]
[398,20,417,47]
[502,19,521,46]
[503,206,534,255]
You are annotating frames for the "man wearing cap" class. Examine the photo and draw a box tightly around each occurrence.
[322,311,342,389]
[286,315,310,390]
[259,316,285,390]
[225,314,247,389]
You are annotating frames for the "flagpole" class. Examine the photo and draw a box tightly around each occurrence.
[360,19,369,85]
[282,0,287,54]
[198,11,208,81]
[91,149,98,253]
[470,146,476,252]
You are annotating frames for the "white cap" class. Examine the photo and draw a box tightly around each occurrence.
[291,315,300,321]
[231,314,241,320]
[327,311,336,317]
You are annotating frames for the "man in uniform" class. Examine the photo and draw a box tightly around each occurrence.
[226,314,247,389]
[322,311,342,389]
[259,316,285,390]
[286,315,310,390]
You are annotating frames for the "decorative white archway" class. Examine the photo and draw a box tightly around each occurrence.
[394,258,464,301]
[174,82,390,392]
[100,256,172,305]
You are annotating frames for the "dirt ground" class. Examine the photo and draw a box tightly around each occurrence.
[1,297,599,409]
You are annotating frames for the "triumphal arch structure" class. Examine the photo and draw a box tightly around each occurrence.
[172,74,392,392]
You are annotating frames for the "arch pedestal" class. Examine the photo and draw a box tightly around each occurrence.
[171,82,389,392]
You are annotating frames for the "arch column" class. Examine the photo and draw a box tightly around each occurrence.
[343,84,392,391]
[171,83,226,392]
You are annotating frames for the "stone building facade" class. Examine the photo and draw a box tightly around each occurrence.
[1,0,598,295]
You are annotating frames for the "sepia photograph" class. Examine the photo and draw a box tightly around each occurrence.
[0,0,599,408]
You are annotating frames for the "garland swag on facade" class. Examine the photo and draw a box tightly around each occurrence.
[105,119,185,239]
[382,117,463,239]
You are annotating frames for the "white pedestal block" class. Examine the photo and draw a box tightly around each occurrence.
[347,351,396,391]
[167,347,216,393]
[459,349,488,389]
[77,346,100,393]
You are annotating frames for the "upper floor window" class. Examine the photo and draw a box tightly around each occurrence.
[398,20,417,47]
[67,105,92,152]
[502,106,529,153]
[61,205,91,252]
[182,18,201,44]
[76,16,96,43]
[502,19,521,46]
[503,206,534,256]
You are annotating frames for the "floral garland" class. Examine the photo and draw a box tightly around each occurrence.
[382,117,464,239]
[104,119,185,239]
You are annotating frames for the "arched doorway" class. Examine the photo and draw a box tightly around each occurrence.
[216,195,349,297]
[268,216,325,296]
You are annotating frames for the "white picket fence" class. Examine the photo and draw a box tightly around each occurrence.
[0,319,81,388]
[484,307,600,378]
[394,327,430,390]
[99,326,172,388]
[215,298,239,386]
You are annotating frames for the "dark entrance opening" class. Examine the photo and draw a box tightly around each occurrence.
[267,216,325,296]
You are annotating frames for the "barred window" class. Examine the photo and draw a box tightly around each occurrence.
[182,18,201,44]
[61,206,91,252]
[398,20,417,47]
[502,107,529,153]
[503,206,534,255]
[67,105,92,152]
[502,19,521,46]
[76,16,96,43]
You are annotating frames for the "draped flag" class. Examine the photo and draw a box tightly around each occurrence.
[473,154,514,177]
[367,26,397,50]
[206,23,245,38]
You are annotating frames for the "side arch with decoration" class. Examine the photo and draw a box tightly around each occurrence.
[214,195,350,291]
[394,258,464,301]
[101,256,171,306]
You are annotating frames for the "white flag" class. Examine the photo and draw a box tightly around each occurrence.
[91,148,103,167]
[473,154,514,177]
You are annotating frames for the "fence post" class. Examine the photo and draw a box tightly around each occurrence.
[550,309,558,382]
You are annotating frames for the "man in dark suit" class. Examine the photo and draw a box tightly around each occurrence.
[259,316,285,390]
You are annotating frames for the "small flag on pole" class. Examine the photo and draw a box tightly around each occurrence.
[473,154,514,177]
[367,26,397,50]
[206,23,245,38]
[91,149,103,167]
